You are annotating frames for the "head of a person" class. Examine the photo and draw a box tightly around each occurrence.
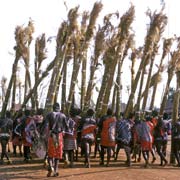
[157,116,163,127]
[120,112,124,119]
[152,110,159,118]
[70,107,77,117]
[86,108,95,117]
[53,102,60,112]
[144,110,152,121]
[163,112,169,120]
[135,111,141,119]
[24,109,31,116]
[36,108,44,115]
[107,108,113,116]
[128,112,135,120]
[5,111,11,118]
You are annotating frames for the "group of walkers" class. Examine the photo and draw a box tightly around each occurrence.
[0,103,180,177]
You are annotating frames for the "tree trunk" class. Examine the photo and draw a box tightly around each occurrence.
[95,66,110,117]
[111,84,117,114]
[18,82,22,105]
[21,56,59,109]
[45,40,69,113]
[34,59,39,110]
[134,60,147,111]
[45,21,70,112]
[131,53,136,92]
[61,59,67,113]
[170,71,180,164]
[84,56,98,110]
[45,53,63,112]
[23,48,33,110]
[115,61,122,119]
[101,58,117,116]
[124,55,147,118]
[11,73,17,114]
[1,57,19,117]
[81,54,87,110]
[142,49,156,111]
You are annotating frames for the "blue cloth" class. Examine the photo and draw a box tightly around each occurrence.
[135,121,152,142]
[116,119,132,145]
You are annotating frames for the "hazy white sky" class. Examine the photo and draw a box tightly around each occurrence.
[0,0,179,106]
[0,0,173,76]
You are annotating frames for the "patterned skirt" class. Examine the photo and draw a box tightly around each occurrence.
[63,136,77,151]
[48,132,63,159]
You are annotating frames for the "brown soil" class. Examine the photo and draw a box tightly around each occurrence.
[0,140,180,180]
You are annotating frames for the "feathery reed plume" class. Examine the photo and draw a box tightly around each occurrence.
[81,11,90,35]
[35,33,47,69]
[68,6,79,32]
[85,2,103,42]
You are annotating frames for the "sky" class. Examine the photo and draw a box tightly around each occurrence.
[0,0,179,107]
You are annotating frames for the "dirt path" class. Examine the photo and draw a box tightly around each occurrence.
[0,140,180,180]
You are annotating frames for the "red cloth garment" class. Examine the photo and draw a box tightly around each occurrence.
[141,121,154,151]
[81,124,97,139]
[134,121,154,151]
[141,140,153,151]
[100,117,116,147]
[151,118,158,127]
[48,132,63,159]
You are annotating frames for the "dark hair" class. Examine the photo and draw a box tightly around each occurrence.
[107,108,113,116]
[87,108,95,117]
[24,109,31,116]
[70,108,76,117]
[37,108,44,115]
[53,102,60,112]
[163,112,169,120]
[6,111,11,118]
[152,110,158,117]
[128,112,135,119]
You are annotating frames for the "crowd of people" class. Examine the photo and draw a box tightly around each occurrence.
[0,103,180,177]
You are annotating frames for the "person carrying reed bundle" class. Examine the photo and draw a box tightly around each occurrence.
[45,102,66,177]
[63,109,77,168]
[79,108,97,168]
[98,108,116,167]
